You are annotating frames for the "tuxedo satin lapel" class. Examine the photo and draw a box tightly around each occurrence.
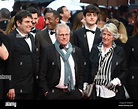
[43,29,53,44]
[71,47,77,73]
[55,50,61,70]
[13,30,29,51]
[29,34,35,52]
[16,38,30,51]
[93,27,101,43]
[82,28,91,53]
[90,27,101,52]
[94,28,98,39]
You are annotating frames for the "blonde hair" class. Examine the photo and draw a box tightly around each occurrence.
[107,18,128,43]
[5,16,15,35]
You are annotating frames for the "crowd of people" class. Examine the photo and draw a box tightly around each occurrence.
[1,1,138,101]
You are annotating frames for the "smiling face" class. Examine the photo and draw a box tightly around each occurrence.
[16,16,33,35]
[56,24,70,47]
[45,12,59,30]
[31,13,38,27]
[102,28,115,48]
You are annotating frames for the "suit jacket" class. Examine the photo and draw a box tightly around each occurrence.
[35,28,53,77]
[39,44,84,94]
[73,27,102,82]
[125,36,138,86]
[35,28,53,60]
[8,29,36,94]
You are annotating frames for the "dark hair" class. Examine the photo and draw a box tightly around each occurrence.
[133,14,138,36]
[118,5,129,15]
[57,6,66,14]
[83,4,100,16]
[14,10,32,27]
[45,10,60,19]
[57,6,66,20]
[0,8,10,19]
[26,6,38,15]
[43,8,53,16]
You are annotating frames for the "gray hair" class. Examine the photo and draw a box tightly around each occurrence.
[55,23,70,36]
[101,23,121,39]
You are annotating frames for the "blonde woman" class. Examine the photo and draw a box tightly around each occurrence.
[106,18,128,47]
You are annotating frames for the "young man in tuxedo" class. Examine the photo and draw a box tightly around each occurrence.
[73,4,102,90]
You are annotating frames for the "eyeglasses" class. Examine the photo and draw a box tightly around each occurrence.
[57,33,70,38]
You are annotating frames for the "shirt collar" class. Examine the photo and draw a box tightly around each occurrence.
[85,24,97,31]
[16,28,28,37]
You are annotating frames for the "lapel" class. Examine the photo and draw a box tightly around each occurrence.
[14,30,35,52]
[43,28,53,44]
[55,48,61,70]
[90,27,101,52]
[29,34,35,52]
[14,30,30,51]
[71,47,77,70]
[93,27,101,44]
[81,27,89,52]
[55,46,77,72]
[111,47,122,72]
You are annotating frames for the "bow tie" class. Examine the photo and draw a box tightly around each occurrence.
[59,44,64,49]
[66,23,70,26]
[85,29,95,34]
[22,34,30,39]
[59,44,68,51]
[31,29,36,33]
[50,31,55,35]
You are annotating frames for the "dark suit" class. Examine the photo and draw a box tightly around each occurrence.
[35,28,53,60]
[30,27,40,38]
[35,28,54,99]
[73,27,101,82]
[124,36,138,99]
[39,44,84,99]
[8,29,36,99]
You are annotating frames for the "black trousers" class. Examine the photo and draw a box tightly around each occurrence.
[125,84,138,99]
[44,87,82,100]
[15,93,34,100]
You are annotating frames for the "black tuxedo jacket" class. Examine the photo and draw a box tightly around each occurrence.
[39,44,84,94]
[8,29,36,94]
[73,27,101,82]
[35,28,53,59]
[35,28,53,76]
